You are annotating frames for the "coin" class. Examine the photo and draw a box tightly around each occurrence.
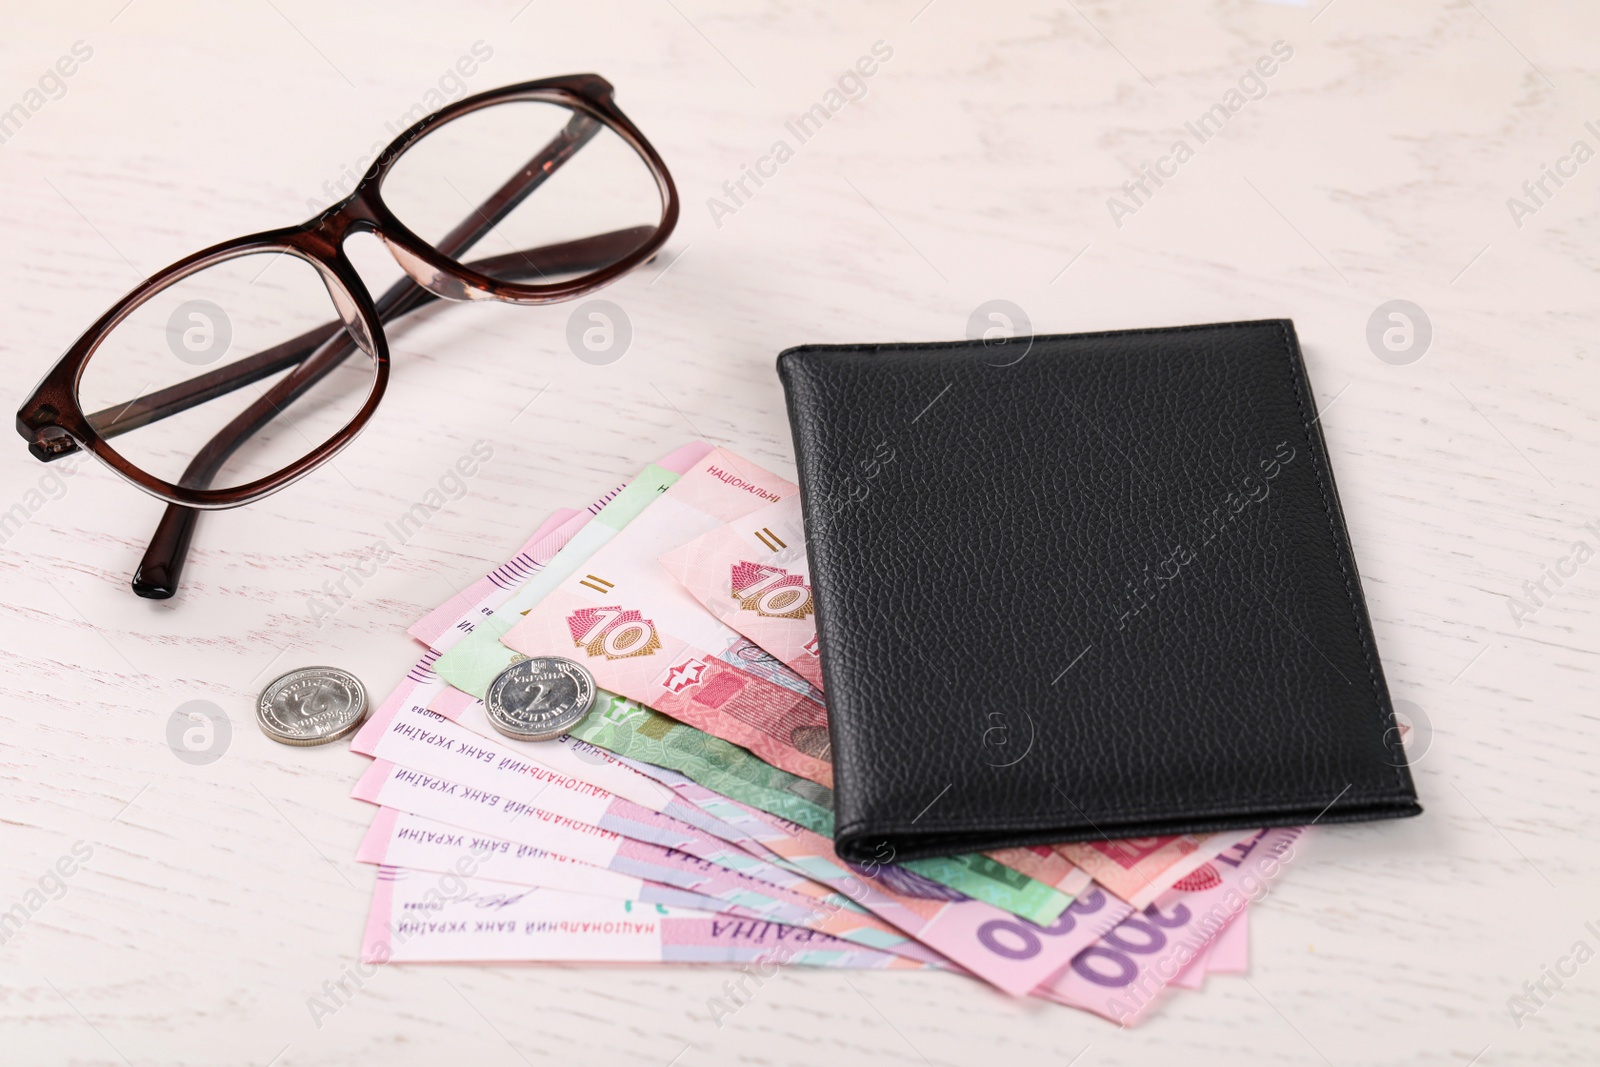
[484,656,597,742]
[257,666,369,747]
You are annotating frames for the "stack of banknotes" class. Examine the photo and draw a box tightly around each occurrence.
[349,442,1308,1025]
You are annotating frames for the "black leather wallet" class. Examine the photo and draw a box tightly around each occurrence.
[778,320,1422,863]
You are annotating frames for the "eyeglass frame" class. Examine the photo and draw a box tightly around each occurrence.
[15,73,679,597]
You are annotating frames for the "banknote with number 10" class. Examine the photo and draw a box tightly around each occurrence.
[658,494,823,689]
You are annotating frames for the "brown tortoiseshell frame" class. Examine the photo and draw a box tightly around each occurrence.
[16,74,679,598]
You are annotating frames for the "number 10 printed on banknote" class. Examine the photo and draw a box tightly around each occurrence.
[659,493,823,690]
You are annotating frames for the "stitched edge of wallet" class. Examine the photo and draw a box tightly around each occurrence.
[837,797,1424,863]
[779,318,1419,845]
[1274,318,1413,797]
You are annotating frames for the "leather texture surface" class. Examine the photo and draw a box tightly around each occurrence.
[778,320,1422,864]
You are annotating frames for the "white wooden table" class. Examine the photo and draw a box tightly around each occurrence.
[3,1,1598,1063]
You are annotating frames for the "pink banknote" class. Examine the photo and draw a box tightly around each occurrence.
[363,868,925,969]
[501,449,836,787]
[1039,828,1302,1022]
[1057,829,1260,908]
[1205,905,1249,973]
[658,494,824,689]
[359,807,734,914]
[1168,944,1210,990]
[407,505,589,652]
[409,443,710,653]
[1166,907,1248,990]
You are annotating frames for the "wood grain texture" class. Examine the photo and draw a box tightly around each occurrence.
[2,1,1597,1064]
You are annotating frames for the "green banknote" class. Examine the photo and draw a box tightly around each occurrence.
[568,694,1072,926]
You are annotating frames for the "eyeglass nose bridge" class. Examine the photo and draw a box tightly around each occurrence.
[306,187,496,308]
[291,193,422,348]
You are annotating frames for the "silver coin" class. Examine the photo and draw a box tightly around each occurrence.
[257,666,369,747]
[485,656,597,742]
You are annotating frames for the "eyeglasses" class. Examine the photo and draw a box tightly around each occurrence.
[17,74,678,600]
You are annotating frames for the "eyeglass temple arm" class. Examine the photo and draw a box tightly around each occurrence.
[87,114,605,444]
[133,115,612,599]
